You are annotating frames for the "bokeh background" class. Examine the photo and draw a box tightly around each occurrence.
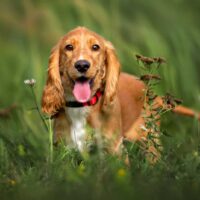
[1,0,200,107]
[0,0,200,199]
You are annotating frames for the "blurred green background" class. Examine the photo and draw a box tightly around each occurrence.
[0,0,200,108]
[0,0,200,199]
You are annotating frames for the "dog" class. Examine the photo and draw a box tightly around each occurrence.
[41,27,199,153]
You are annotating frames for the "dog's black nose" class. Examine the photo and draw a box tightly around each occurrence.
[75,60,90,73]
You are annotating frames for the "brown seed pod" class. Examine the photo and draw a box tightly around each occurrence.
[136,54,166,66]
[153,57,166,64]
[140,74,161,81]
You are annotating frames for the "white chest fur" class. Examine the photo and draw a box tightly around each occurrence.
[66,107,90,151]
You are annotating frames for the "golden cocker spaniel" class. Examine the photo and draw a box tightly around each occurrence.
[42,27,199,152]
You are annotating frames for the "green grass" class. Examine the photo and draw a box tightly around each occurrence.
[0,0,200,199]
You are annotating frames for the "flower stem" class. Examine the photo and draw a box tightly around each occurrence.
[48,118,53,163]
[30,86,48,131]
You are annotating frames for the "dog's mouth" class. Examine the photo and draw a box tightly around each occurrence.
[66,70,99,103]
[65,74,95,103]
[72,76,94,103]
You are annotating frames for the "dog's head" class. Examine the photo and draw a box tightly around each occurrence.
[42,27,120,115]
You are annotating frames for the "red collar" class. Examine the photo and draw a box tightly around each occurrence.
[65,90,103,108]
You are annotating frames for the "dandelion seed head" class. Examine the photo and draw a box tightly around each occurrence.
[24,79,36,86]
[24,80,30,84]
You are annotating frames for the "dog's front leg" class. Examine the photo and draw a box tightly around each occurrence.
[53,109,71,145]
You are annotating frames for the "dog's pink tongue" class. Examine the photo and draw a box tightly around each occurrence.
[73,81,91,102]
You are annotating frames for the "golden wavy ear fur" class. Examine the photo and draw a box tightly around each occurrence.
[103,41,121,107]
[42,43,65,115]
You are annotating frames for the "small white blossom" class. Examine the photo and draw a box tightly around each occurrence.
[140,124,148,131]
[24,79,36,86]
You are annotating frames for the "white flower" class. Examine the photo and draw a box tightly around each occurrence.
[24,79,36,86]
[140,124,148,131]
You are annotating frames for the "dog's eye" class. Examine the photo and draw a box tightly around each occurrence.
[92,44,100,51]
[65,44,74,51]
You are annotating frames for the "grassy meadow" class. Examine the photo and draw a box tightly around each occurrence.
[0,0,200,199]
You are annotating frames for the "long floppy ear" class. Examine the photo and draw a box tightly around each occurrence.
[103,41,121,107]
[42,42,65,115]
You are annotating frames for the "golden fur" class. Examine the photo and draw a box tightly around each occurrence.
[42,27,200,151]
